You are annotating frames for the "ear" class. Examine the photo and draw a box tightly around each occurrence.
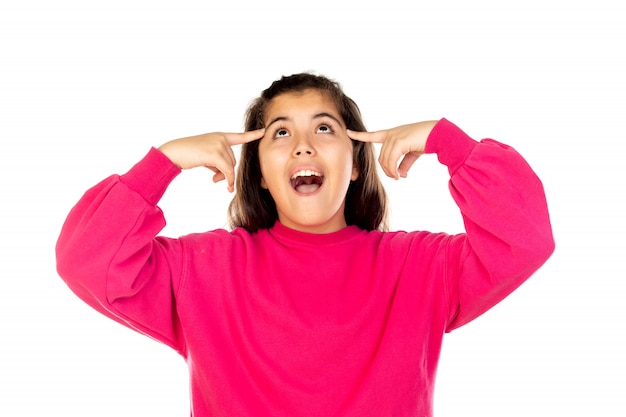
[261,176,268,189]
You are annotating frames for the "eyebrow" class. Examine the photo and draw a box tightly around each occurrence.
[265,112,344,130]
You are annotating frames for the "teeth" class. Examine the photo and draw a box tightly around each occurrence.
[290,170,323,179]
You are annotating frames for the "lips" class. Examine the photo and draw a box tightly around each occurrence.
[290,169,324,194]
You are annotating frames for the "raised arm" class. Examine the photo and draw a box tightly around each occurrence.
[55,129,264,352]
[350,119,555,330]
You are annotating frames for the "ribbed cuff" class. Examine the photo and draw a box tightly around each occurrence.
[119,147,181,206]
[424,118,478,175]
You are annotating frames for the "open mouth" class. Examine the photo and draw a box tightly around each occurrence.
[290,170,324,194]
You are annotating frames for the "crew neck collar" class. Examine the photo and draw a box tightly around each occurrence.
[268,221,364,245]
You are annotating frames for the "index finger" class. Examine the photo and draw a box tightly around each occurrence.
[346,129,387,144]
[224,128,266,146]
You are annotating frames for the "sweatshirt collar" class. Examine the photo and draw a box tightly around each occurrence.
[267,221,364,246]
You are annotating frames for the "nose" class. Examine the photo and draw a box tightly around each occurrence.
[292,133,315,157]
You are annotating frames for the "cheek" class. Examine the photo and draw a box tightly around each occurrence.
[257,146,268,189]
[342,144,358,180]
[259,161,271,190]
[258,146,281,190]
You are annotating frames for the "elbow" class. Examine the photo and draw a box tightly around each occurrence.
[533,222,556,268]
[542,232,556,262]
[56,238,111,317]
[491,223,556,282]
[55,237,74,285]
[516,225,555,279]
[535,237,555,274]
[55,233,103,300]
[55,243,88,298]
[55,231,84,286]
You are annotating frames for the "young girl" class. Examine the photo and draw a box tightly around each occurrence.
[56,73,554,416]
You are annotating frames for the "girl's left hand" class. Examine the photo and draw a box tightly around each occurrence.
[348,120,438,179]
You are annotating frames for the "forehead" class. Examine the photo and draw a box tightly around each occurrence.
[264,89,341,120]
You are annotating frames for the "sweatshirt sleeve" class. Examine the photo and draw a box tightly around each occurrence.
[424,119,555,332]
[55,147,187,353]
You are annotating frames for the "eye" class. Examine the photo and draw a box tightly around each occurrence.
[317,124,334,134]
[273,127,290,138]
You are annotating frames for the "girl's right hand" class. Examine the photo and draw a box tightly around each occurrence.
[158,129,265,192]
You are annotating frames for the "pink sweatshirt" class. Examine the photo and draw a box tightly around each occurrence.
[56,119,554,416]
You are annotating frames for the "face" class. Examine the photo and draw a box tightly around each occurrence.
[258,89,359,234]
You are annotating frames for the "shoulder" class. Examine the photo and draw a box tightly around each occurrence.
[365,229,456,256]
[177,227,251,251]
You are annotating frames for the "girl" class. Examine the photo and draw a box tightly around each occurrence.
[56,73,554,416]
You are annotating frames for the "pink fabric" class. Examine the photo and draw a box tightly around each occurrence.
[56,119,554,416]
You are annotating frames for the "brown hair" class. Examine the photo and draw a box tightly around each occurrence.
[228,72,388,232]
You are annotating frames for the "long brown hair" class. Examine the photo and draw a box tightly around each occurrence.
[228,73,388,233]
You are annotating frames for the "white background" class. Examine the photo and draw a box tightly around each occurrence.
[1,0,624,415]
